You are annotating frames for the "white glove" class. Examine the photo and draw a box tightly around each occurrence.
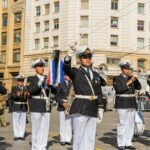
[97,108,104,124]
[45,97,50,111]
[67,47,75,57]
[38,76,45,87]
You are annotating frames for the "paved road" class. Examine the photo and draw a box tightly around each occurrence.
[0,108,149,150]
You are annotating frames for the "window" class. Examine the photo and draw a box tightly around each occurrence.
[54,2,59,13]
[137,38,144,49]
[35,39,40,49]
[35,22,40,32]
[80,16,88,27]
[54,19,59,30]
[0,51,6,64]
[137,20,144,31]
[44,21,49,31]
[138,59,146,69]
[111,0,118,10]
[13,49,20,63]
[45,4,50,15]
[107,58,120,65]
[36,6,41,16]
[53,36,59,47]
[80,34,88,46]
[111,17,118,28]
[2,0,8,9]
[2,14,8,27]
[44,38,49,49]
[81,0,89,10]
[110,35,118,46]
[14,29,21,43]
[2,32,7,45]
[138,3,144,14]
[14,12,22,24]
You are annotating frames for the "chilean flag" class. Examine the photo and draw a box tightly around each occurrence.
[57,58,64,84]
[47,58,57,85]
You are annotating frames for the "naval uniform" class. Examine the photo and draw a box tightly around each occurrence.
[56,81,72,143]
[64,56,106,150]
[11,85,28,139]
[113,74,141,147]
[0,85,7,95]
[27,75,51,150]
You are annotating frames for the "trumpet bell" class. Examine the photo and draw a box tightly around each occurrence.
[98,64,108,76]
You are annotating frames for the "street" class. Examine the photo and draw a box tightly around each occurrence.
[0,108,149,150]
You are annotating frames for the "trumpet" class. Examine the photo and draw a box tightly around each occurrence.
[98,63,108,76]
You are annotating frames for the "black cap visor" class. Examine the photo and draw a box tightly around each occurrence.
[79,53,92,59]
[34,63,45,68]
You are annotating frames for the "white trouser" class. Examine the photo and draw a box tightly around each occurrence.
[13,112,26,138]
[31,113,50,150]
[117,109,136,147]
[72,113,97,150]
[59,111,72,142]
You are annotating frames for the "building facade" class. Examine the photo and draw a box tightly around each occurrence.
[24,0,150,80]
[0,0,25,90]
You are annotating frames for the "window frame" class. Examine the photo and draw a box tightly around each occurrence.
[54,19,59,30]
[44,37,49,49]
[14,29,21,44]
[110,35,118,46]
[1,32,7,45]
[111,0,118,10]
[36,6,41,16]
[13,49,20,63]
[80,34,88,46]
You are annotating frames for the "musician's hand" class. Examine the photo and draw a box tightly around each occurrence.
[63,102,69,109]
[131,75,136,82]
[17,91,21,97]
[127,71,133,77]
[97,109,104,124]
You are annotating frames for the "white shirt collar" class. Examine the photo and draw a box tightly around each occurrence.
[36,74,44,80]
[81,66,91,72]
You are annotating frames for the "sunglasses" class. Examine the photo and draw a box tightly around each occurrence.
[80,53,92,59]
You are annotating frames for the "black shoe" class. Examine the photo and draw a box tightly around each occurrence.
[65,142,72,145]
[60,142,65,145]
[118,146,125,150]
[13,137,20,141]
[125,146,136,150]
[20,137,25,140]
[0,137,5,141]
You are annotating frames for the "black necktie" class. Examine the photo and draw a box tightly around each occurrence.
[87,68,91,80]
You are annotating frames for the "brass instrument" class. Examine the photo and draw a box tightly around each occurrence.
[65,84,75,116]
[98,63,108,76]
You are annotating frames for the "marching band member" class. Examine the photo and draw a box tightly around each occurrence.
[64,47,106,150]
[146,75,150,98]
[113,62,141,150]
[0,81,8,141]
[27,59,51,150]
[11,75,28,141]
[56,74,73,146]
[0,81,7,127]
